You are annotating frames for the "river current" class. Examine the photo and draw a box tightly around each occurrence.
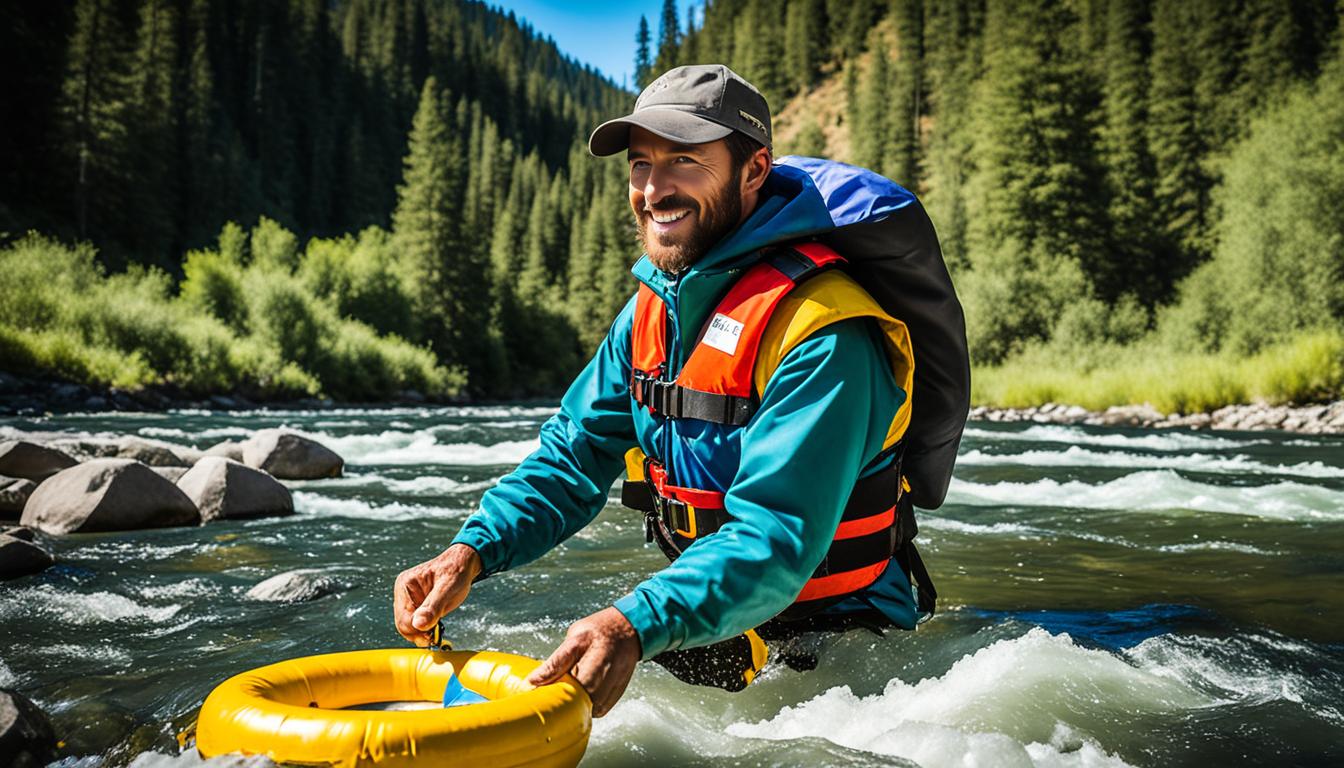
[1,406,1341,767]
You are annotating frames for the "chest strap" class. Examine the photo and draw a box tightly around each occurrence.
[630,244,844,425]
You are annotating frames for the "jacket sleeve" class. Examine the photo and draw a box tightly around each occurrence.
[449,297,637,576]
[613,317,901,658]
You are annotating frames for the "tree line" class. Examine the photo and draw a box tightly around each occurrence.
[645,0,1343,380]
[2,0,637,398]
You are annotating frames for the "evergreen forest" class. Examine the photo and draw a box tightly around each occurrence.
[3,0,1343,412]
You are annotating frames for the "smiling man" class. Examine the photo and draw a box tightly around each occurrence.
[394,65,937,717]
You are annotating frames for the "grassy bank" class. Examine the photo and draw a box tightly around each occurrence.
[973,329,1344,414]
[0,231,459,401]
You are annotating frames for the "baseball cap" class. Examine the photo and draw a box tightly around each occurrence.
[588,64,772,157]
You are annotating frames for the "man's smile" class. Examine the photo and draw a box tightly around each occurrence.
[648,207,694,234]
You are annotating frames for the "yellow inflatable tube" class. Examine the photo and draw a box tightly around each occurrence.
[195,648,591,767]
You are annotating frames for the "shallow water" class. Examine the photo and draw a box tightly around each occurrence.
[2,406,1341,767]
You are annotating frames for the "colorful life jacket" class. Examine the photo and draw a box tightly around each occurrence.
[620,241,932,621]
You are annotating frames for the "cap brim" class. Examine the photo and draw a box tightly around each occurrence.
[588,108,735,157]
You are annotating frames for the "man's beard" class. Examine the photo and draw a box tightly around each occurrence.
[635,179,743,275]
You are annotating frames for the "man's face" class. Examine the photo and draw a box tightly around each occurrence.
[627,127,746,274]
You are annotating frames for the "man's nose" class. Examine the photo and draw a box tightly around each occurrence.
[643,165,676,207]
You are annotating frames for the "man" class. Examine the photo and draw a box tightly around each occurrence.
[394,65,926,717]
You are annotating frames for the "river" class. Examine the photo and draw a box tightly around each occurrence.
[1,406,1341,767]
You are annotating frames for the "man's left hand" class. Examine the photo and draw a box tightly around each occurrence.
[527,606,641,717]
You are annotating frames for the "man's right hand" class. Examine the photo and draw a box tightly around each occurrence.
[393,543,483,645]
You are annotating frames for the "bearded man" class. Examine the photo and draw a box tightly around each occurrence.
[394,65,930,717]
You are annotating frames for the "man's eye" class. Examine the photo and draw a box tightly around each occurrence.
[674,156,696,164]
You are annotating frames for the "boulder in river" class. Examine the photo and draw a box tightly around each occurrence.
[0,534,53,579]
[49,435,198,467]
[0,688,59,766]
[202,440,245,462]
[151,466,189,483]
[1,526,35,542]
[20,459,200,534]
[0,441,77,481]
[241,429,343,479]
[177,457,294,523]
[0,479,37,521]
[245,569,347,602]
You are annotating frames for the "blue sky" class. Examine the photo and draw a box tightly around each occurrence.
[493,1,701,90]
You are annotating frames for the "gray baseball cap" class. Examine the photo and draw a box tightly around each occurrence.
[589,64,772,157]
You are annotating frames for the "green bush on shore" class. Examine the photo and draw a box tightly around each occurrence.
[0,228,459,401]
[973,329,1344,414]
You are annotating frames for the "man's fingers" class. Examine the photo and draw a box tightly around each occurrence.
[413,571,466,631]
[528,636,587,687]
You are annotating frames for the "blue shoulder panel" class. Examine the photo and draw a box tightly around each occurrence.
[774,156,917,228]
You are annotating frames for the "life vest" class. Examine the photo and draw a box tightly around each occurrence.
[620,241,935,621]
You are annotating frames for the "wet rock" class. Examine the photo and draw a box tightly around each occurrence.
[241,429,343,479]
[246,569,347,602]
[0,534,53,579]
[20,459,199,534]
[0,688,59,766]
[0,479,37,520]
[1,526,34,542]
[177,457,293,523]
[208,395,239,410]
[50,435,193,466]
[1095,404,1164,427]
[0,441,77,481]
[151,466,189,483]
[202,440,245,462]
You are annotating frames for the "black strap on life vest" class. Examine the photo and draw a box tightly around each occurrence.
[621,448,938,622]
[630,371,757,426]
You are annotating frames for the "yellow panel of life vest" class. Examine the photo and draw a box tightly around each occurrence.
[754,270,915,452]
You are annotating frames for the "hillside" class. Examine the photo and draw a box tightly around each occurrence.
[647,0,1344,410]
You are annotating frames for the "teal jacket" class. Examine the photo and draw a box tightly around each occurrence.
[451,158,921,659]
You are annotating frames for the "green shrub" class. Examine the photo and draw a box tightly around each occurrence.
[180,248,248,327]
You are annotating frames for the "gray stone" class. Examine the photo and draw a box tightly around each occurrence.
[0,534,54,579]
[1,526,34,542]
[202,440,245,462]
[50,435,192,466]
[0,479,36,520]
[20,459,199,535]
[241,429,343,480]
[245,569,347,602]
[1098,404,1164,427]
[177,457,293,523]
[151,466,189,483]
[0,441,77,481]
[0,688,59,765]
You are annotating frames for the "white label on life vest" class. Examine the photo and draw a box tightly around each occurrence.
[703,313,744,356]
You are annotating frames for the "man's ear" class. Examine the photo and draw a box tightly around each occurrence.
[741,147,772,194]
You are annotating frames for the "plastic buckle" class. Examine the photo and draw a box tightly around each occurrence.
[663,498,697,538]
[428,619,453,652]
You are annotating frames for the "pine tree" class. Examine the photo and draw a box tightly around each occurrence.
[392,77,489,385]
[635,15,653,88]
[61,0,133,247]
[657,0,681,71]
[784,0,825,94]
[962,0,1107,362]
[126,0,179,264]
[1099,0,1165,303]
[1148,0,1210,276]
[921,0,983,273]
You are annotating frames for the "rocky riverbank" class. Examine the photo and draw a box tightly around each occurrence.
[971,400,1344,435]
[0,371,445,416]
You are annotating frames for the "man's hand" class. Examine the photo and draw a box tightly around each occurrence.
[527,606,642,717]
[393,543,482,645]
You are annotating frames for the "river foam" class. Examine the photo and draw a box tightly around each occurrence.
[958,446,1344,478]
[723,627,1207,767]
[946,469,1344,521]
